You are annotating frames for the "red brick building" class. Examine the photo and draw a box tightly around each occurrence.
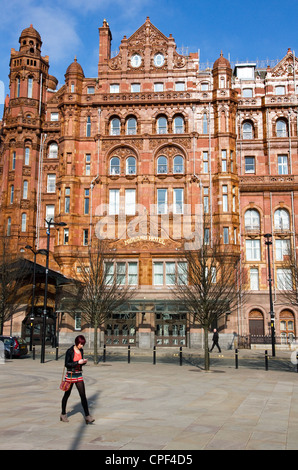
[1,19,297,349]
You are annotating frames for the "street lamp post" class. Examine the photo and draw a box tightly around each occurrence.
[25,245,48,351]
[41,219,67,364]
[264,233,276,357]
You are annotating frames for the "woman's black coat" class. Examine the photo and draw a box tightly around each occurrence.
[65,345,85,372]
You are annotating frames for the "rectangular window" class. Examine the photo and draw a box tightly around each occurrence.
[110,83,119,93]
[245,156,255,174]
[50,112,59,121]
[45,205,55,226]
[153,262,164,285]
[84,189,90,215]
[87,86,95,94]
[154,83,164,92]
[10,185,14,204]
[277,268,292,290]
[75,313,81,331]
[278,155,288,175]
[125,189,136,215]
[131,83,140,93]
[221,150,227,172]
[243,88,253,97]
[173,188,183,214]
[204,228,210,245]
[63,228,69,245]
[116,262,126,285]
[25,147,30,166]
[275,239,290,261]
[177,262,187,285]
[64,188,70,213]
[223,227,229,244]
[250,268,259,290]
[12,151,16,170]
[85,154,91,176]
[128,262,138,285]
[21,213,27,232]
[175,82,185,91]
[246,239,261,261]
[157,189,167,214]
[203,187,209,214]
[222,185,228,212]
[165,262,176,285]
[109,189,120,215]
[47,174,56,193]
[27,78,33,98]
[83,229,89,246]
[203,151,209,173]
[105,262,114,285]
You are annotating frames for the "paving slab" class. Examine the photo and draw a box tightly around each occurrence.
[1,349,298,453]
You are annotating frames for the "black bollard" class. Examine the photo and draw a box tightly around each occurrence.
[265,350,268,371]
[33,345,35,360]
[56,346,59,360]
[153,345,156,365]
[103,344,106,363]
[296,353,298,373]
[179,346,183,366]
[128,345,131,364]
[235,348,238,369]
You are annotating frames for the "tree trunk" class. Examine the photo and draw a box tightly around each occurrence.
[204,326,210,371]
[93,320,98,364]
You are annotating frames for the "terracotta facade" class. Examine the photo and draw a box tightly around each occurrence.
[1,19,298,348]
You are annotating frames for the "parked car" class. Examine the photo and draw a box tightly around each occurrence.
[0,336,28,358]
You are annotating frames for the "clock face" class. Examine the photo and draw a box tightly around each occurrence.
[131,54,142,68]
[154,53,165,67]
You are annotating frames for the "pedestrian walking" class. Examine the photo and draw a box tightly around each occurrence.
[209,328,221,353]
[60,335,95,424]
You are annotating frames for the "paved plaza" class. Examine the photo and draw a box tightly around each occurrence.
[1,348,298,452]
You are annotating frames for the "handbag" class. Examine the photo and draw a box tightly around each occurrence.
[59,367,72,391]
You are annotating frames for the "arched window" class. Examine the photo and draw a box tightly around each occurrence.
[126,157,136,175]
[23,180,28,199]
[276,118,288,137]
[157,116,167,134]
[173,116,184,134]
[173,156,184,174]
[49,142,58,158]
[157,156,168,174]
[86,116,91,137]
[244,209,260,230]
[110,157,120,175]
[110,118,121,136]
[21,213,27,232]
[274,208,290,231]
[24,147,30,165]
[242,121,253,139]
[126,117,137,135]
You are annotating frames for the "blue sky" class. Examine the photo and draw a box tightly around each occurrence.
[1,0,298,112]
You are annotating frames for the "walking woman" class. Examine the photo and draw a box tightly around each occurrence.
[60,335,95,424]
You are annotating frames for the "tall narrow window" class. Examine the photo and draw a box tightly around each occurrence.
[245,156,255,173]
[85,154,91,175]
[86,116,91,137]
[128,262,138,285]
[23,180,28,199]
[47,174,56,193]
[250,268,259,290]
[21,213,27,232]
[110,157,120,175]
[203,187,209,213]
[125,189,136,215]
[203,151,209,173]
[203,113,208,134]
[27,77,33,98]
[173,156,184,174]
[126,117,137,135]
[223,227,229,244]
[12,151,16,170]
[126,157,136,175]
[110,118,121,136]
[83,229,89,246]
[276,119,288,137]
[63,228,69,245]
[65,188,70,213]
[157,116,167,134]
[222,185,228,212]
[45,205,55,225]
[174,116,184,134]
[278,155,288,175]
[246,239,261,261]
[221,150,227,172]
[153,262,164,285]
[109,189,120,215]
[173,188,183,214]
[10,185,14,204]
[49,143,58,158]
[84,189,90,215]
[243,121,253,139]
[7,217,11,236]
[25,147,30,165]
[157,189,167,214]
[16,77,20,97]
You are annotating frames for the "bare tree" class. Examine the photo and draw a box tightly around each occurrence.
[0,237,32,334]
[277,242,298,306]
[172,239,246,370]
[61,240,135,363]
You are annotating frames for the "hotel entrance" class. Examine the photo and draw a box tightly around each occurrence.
[155,302,187,347]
